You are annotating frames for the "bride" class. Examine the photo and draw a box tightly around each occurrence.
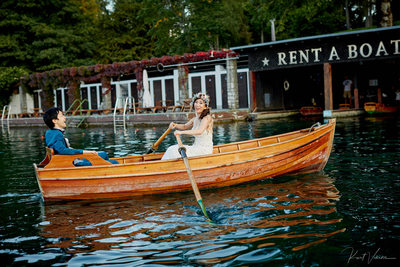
[161,93,213,160]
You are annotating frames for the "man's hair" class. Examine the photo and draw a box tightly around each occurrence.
[43,107,62,129]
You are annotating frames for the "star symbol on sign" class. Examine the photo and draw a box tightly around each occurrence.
[262,57,270,66]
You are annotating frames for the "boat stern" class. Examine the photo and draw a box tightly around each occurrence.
[33,163,45,201]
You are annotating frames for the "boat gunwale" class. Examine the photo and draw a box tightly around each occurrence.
[37,124,334,180]
[36,120,335,173]
[38,120,335,172]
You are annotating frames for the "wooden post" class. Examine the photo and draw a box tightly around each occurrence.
[178,65,189,102]
[323,63,333,111]
[377,87,382,103]
[226,56,238,109]
[354,88,359,109]
[101,77,112,110]
[19,86,27,114]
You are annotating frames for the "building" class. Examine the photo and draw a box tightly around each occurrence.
[232,26,400,114]
[6,51,250,118]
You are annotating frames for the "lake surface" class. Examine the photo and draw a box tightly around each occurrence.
[0,116,399,266]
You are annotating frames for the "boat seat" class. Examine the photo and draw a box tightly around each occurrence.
[46,147,54,159]
[38,147,54,167]
[40,147,113,168]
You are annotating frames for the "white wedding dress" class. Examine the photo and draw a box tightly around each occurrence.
[161,118,213,160]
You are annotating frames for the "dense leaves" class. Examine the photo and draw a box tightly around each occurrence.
[94,0,153,63]
[0,67,28,107]
[0,0,97,72]
[140,0,251,56]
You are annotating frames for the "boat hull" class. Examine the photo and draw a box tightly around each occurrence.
[34,119,336,200]
[364,102,399,114]
[299,106,323,116]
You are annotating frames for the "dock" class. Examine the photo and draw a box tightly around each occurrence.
[1,109,368,128]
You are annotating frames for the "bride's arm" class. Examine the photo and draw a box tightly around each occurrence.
[168,118,194,130]
[175,116,211,136]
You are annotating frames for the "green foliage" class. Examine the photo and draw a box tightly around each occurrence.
[0,0,97,72]
[93,0,153,63]
[246,0,345,42]
[0,66,28,107]
[189,0,251,50]
[140,0,250,56]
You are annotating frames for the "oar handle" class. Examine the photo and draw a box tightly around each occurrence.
[176,134,183,148]
[152,127,171,150]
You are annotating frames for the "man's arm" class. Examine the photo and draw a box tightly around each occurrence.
[46,130,83,155]
[51,138,83,155]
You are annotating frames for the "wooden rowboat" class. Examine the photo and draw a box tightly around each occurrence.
[364,102,399,114]
[299,106,323,116]
[34,119,336,201]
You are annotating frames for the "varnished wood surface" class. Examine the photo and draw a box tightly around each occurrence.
[35,119,336,200]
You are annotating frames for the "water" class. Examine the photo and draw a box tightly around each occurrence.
[0,116,399,266]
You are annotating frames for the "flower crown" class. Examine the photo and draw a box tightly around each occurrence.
[192,92,210,106]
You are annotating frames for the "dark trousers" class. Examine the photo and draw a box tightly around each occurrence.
[73,151,119,166]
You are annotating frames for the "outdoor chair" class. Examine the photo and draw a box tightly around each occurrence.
[182,98,193,112]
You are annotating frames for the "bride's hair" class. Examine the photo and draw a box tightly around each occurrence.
[199,107,210,120]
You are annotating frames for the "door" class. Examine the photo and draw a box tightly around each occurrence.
[165,79,174,105]
[205,75,216,109]
[130,82,138,102]
[238,72,248,108]
[90,86,98,109]
[191,76,201,95]
[220,74,229,109]
[81,88,89,109]
[153,80,162,105]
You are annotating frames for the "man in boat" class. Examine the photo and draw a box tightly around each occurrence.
[161,93,213,160]
[43,107,118,166]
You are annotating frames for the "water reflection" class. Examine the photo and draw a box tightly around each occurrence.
[39,173,344,266]
[2,117,398,266]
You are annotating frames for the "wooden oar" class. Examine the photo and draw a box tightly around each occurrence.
[146,127,171,154]
[176,135,211,221]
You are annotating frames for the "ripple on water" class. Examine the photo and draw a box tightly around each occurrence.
[28,173,345,265]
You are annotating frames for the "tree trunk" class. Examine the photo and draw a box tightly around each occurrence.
[261,25,264,43]
[363,0,374,28]
[345,0,351,29]
[379,0,393,27]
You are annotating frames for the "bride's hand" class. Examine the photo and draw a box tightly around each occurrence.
[169,122,176,129]
[174,130,182,136]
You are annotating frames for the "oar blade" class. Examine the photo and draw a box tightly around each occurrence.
[197,199,212,222]
[146,147,155,154]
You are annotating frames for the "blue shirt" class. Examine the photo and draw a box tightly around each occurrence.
[45,129,83,155]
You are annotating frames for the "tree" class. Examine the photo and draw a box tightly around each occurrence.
[189,0,251,51]
[245,0,345,43]
[0,0,98,72]
[0,67,28,107]
[139,0,193,56]
[377,0,393,27]
[140,0,250,56]
[345,0,377,29]
[93,0,153,63]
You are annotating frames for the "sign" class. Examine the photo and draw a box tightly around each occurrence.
[248,28,400,71]
[369,79,378,86]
